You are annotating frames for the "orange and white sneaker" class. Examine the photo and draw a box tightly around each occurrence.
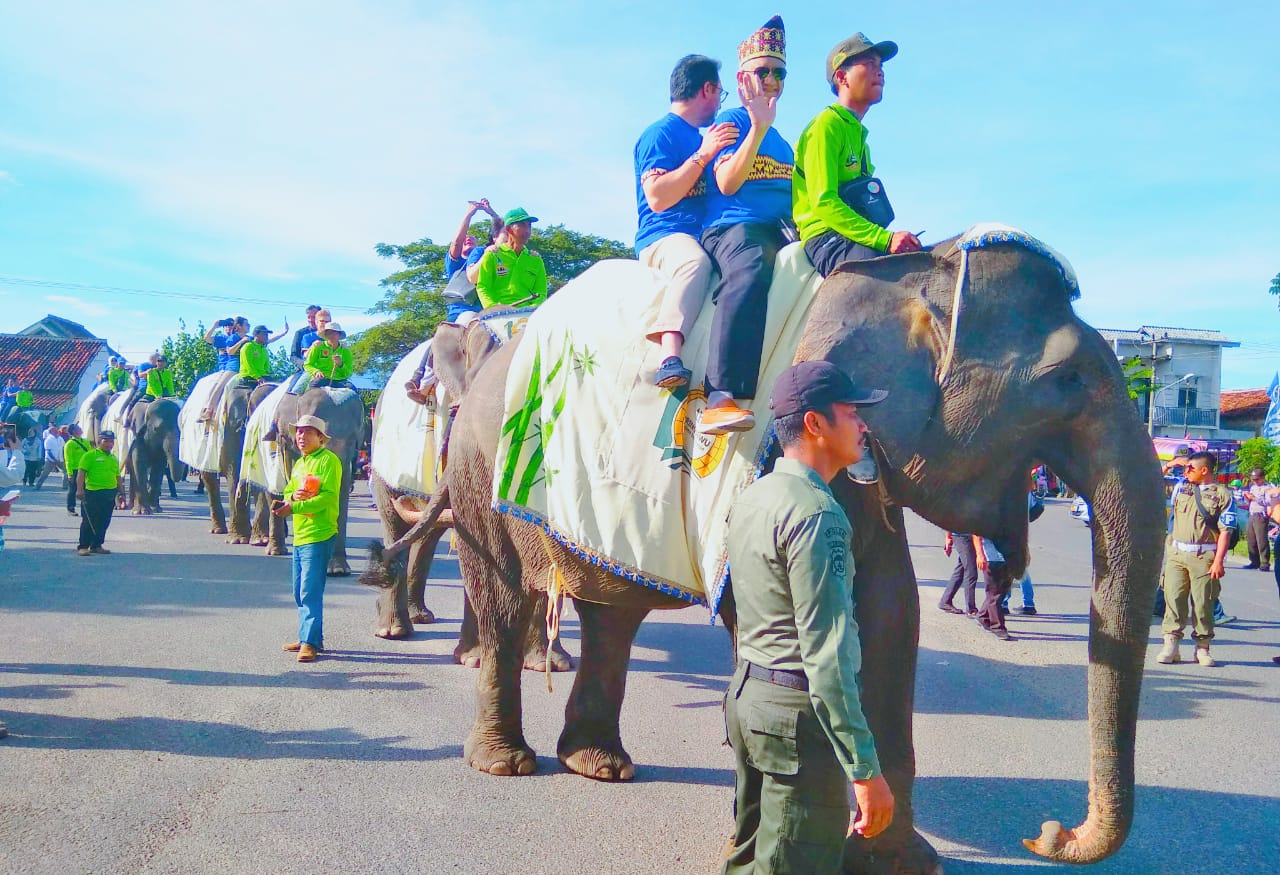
[697,403,756,435]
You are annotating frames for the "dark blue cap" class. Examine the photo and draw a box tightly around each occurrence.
[769,361,887,418]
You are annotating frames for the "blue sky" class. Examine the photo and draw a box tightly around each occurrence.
[2,1,1278,392]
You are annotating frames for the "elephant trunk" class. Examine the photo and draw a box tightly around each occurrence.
[1025,407,1166,863]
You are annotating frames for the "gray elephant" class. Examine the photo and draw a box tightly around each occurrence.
[123,398,182,515]
[439,238,1165,871]
[266,387,366,575]
[200,382,277,544]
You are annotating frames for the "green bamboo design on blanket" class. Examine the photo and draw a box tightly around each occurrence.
[497,331,595,505]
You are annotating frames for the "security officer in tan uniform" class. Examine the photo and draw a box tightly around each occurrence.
[1158,450,1232,667]
[723,361,894,873]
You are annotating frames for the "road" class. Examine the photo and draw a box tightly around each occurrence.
[1,480,1277,874]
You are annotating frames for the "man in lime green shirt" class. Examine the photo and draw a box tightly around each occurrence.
[238,325,281,388]
[62,424,92,516]
[271,414,342,662]
[75,430,121,555]
[793,33,921,277]
[474,207,548,309]
[143,355,177,400]
[105,358,131,392]
[298,323,354,392]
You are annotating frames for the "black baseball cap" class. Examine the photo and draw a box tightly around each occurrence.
[827,33,898,85]
[769,361,887,419]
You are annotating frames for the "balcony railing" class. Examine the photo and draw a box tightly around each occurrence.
[1151,405,1219,429]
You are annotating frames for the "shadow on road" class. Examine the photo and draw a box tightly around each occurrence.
[916,775,1279,874]
[0,662,430,692]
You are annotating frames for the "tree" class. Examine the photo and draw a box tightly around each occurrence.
[349,221,632,382]
[159,321,292,396]
[1270,271,1280,309]
[1122,356,1154,402]
[1235,436,1280,483]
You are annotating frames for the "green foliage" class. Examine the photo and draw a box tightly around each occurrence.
[1122,356,1154,401]
[1235,436,1280,482]
[349,221,632,383]
[1269,271,1280,307]
[159,320,217,397]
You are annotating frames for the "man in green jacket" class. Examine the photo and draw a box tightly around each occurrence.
[474,207,548,309]
[299,323,354,391]
[75,430,121,556]
[143,355,178,401]
[723,360,893,873]
[793,33,921,277]
[272,414,342,662]
[62,424,91,516]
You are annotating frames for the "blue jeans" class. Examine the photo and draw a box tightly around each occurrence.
[445,302,480,323]
[1001,572,1036,610]
[293,538,334,647]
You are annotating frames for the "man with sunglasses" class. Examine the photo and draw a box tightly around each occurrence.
[635,54,738,390]
[794,33,921,277]
[695,16,795,435]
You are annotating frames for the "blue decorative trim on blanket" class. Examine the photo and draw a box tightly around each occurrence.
[956,224,1080,300]
[493,499,707,606]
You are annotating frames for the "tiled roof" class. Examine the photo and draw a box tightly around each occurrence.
[0,335,105,401]
[1098,325,1237,346]
[1220,388,1270,417]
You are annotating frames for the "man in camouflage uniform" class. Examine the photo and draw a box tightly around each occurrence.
[1158,451,1232,667]
[723,361,894,873]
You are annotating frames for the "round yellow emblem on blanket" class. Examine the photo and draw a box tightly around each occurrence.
[669,387,729,479]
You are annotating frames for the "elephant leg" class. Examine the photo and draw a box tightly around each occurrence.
[406,529,441,625]
[522,591,573,673]
[840,492,940,875]
[557,600,646,781]
[267,509,289,556]
[250,489,271,546]
[453,591,482,667]
[203,472,227,534]
[228,476,251,544]
[457,522,537,777]
[326,472,352,576]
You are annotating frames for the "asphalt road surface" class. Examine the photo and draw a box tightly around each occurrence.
[1,480,1277,874]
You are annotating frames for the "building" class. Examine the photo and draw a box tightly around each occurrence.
[1098,325,1239,439]
[1,315,117,424]
[1219,388,1270,440]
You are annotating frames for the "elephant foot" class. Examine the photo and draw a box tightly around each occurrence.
[557,737,635,782]
[327,559,352,576]
[266,545,289,557]
[465,732,537,777]
[211,526,228,535]
[454,641,482,668]
[843,827,942,875]
[374,625,412,640]
[523,636,573,672]
[228,536,249,545]
[251,537,269,547]
[410,608,435,625]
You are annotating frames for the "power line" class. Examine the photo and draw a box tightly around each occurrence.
[0,275,374,314]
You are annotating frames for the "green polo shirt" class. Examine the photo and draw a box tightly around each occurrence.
[77,447,120,491]
[106,367,130,392]
[304,343,354,382]
[63,436,92,473]
[793,104,893,252]
[727,457,880,782]
[239,340,272,380]
[284,446,342,545]
[144,367,176,397]
[15,389,33,408]
[475,243,548,309]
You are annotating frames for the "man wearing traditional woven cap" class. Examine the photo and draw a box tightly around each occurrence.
[697,15,795,436]
[474,207,548,309]
[273,413,342,662]
[793,33,921,277]
[723,360,894,873]
[634,54,739,390]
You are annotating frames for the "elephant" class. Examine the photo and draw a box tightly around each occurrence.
[439,238,1166,871]
[265,386,367,575]
[199,382,278,545]
[123,397,182,514]
[360,319,571,670]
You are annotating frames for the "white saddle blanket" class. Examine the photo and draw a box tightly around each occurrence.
[241,381,290,495]
[75,383,113,443]
[177,372,232,474]
[371,310,533,498]
[492,245,823,609]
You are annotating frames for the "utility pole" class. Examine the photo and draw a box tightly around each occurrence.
[1140,328,1170,437]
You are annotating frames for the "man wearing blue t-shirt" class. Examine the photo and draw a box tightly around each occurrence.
[634,54,738,389]
[698,16,795,435]
[443,198,502,323]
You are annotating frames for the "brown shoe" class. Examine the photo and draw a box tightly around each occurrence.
[697,403,756,435]
[76,547,91,556]
[297,644,318,662]
[89,546,112,554]
[282,642,324,653]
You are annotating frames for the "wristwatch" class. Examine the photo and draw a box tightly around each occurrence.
[691,152,708,168]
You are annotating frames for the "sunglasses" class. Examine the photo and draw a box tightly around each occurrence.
[748,66,787,81]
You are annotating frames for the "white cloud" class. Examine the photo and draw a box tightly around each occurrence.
[44,294,110,319]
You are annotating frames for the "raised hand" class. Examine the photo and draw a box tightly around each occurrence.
[739,71,777,130]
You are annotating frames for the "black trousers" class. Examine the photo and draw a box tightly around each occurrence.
[1246,513,1270,568]
[979,561,1013,632]
[939,534,978,612]
[78,488,117,549]
[803,229,882,278]
[701,222,788,400]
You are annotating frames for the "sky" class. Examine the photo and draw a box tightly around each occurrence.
[2,0,1278,394]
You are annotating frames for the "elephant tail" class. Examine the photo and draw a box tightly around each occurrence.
[384,484,450,560]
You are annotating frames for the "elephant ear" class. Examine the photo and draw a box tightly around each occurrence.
[432,321,505,402]
[796,251,955,473]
